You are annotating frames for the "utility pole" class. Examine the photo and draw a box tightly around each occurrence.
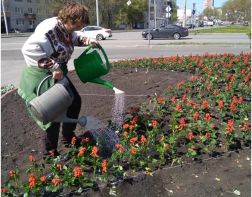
[148,0,151,46]
[96,0,99,26]
[183,0,187,27]
[192,3,196,28]
[154,0,156,29]
[2,0,9,35]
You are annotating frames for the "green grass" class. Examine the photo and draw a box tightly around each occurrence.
[191,25,251,34]
[155,42,250,46]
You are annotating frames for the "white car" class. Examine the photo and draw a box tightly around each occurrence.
[79,26,112,40]
[203,20,214,26]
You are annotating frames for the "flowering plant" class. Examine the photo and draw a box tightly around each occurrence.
[2,53,250,196]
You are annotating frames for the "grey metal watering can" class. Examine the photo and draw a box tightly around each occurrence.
[29,75,87,126]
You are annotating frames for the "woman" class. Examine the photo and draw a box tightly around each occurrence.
[18,2,97,156]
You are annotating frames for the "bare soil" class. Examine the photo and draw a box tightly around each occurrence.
[1,68,251,196]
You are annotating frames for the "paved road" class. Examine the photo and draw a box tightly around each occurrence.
[1,32,250,86]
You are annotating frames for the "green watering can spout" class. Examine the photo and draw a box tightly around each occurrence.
[74,44,114,89]
[91,78,114,89]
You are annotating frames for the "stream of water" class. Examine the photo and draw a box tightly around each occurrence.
[83,87,125,156]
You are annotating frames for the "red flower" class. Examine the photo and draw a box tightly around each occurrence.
[204,113,211,121]
[56,164,62,171]
[171,97,176,103]
[232,96,239,103]
[1,188,8,193]
[81,137,89,143]
[182,95,187,102]
[28,155,35,162]
[129,124,135,131]
[73,167,84,177]
[201,100,209,109]
[205,132,211,138]
[52,178,61,186]
[213,89,220,95]
[157,97,165,104]
[179,118,186,130]
[242,122,250,132]
[177,80,185,87]
[163,143,170,149]
[229,102,237,112]
[123,123,130,129]
[130,137,138,144]
[49,150,56,157]
[189,75,198,81]
[192,101,199,108]
[101,160,107,173]
[91,146,99,158]
[123,131,129,138]
[40,176,46,183]
[115,143,125,152]
[151,120,158,128]
[175,103,181,112]
[218,100,224,110]
[238,96,243,104]
[130,147,137,155]
[28,174,36,190]
[206,84,211,91]
[226,119,234,134]
[71,137,76,145]
[78,147,87,157]
[140,135,147,145]
[9,170,16,178]
[193,112,199,121]
[187,131,194,140]
[130,116,138,125]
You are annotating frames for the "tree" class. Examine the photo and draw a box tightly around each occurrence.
[115,0,147,29]
[203,7,214,19]
[222,0,251,22]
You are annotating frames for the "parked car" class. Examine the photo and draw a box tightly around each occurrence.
[186,24,195,29]
[243,21,249,26]
[203,20,214,26]
[78,26,112,40]
[142,25,188,40]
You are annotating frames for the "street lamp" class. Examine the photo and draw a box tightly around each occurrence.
[148,0,151,46]
[183,0,187,27]
[96,0,99,26]
[2,0,9,35]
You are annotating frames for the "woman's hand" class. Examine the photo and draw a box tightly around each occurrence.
[90,38,98,48]
[52,68,63,80]
[80,36,98,48]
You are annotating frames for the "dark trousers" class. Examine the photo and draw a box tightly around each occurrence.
[43,77,81,153]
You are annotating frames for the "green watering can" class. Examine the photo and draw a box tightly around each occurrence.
[74,44,114,89]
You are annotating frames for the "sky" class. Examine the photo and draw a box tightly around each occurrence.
[176,0,228,14]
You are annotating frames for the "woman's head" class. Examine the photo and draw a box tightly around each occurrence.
[58,2,90,32]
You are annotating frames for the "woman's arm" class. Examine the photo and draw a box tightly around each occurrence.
[72,31,98,47]
[22,33,63,79]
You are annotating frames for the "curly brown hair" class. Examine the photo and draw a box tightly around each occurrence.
[58,2,90,25]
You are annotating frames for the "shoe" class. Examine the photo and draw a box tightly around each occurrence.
[43,149,60,158]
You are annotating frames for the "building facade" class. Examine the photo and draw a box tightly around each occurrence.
[203,0,214,10]
[1,0,53,33]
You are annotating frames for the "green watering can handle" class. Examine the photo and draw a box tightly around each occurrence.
[83,43,110,71]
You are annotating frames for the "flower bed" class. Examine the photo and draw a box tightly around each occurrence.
[1,52,251,196]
